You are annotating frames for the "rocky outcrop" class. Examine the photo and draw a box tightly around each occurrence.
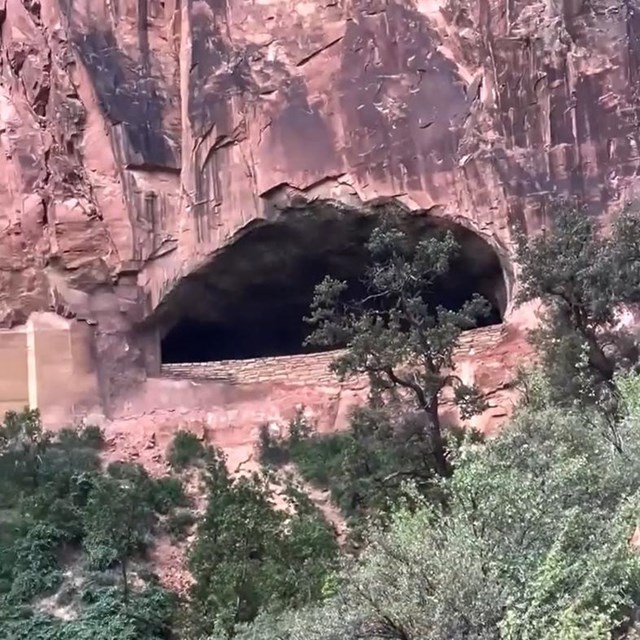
[1,0,639,410]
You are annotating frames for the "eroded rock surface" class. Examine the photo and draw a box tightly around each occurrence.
[1,0,639,408]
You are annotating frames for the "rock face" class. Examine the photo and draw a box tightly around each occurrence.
[1,0,639,413]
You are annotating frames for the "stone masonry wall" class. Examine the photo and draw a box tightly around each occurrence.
[161,350,347,386]
[160,325,507,387]
[0,313,102,425]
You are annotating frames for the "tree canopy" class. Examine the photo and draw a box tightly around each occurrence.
[306,220,490,477]
[230,372,640,640]
[516,203,640,411]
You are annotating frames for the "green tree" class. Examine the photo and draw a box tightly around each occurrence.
[305,220,490,477]
[260,407,481,529]
[0,411,179,639]
[516,202,640,412]
[187,447,338,638]
[0,411,103,601]
[83,465,157,603]
[231,372,640,640]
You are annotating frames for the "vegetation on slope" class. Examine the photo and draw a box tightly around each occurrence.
[0,418,338,640]
[5,202,640,638]
[182,441,339,638]
[240,372,640,639]
[0,412,182,639]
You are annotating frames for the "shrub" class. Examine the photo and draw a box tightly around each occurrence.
[152,476,189,514]
[9,523,63,602]
[257,423,289,467]
[264,407,472,526]
[167,431,205,470]
[234,373,640,640]
[166,509,197,542]
[0,411,183,639]
[186,446,339,638]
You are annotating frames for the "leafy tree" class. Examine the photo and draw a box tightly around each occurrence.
[260,407,481,528]
[83,465,158,603]
[305,220,491,478]
[0,410,180,639]
[0,412,103,601]
[516,202,640,412]
[187,446,338,639]
[0,409,51,507]
[231,372,640,640]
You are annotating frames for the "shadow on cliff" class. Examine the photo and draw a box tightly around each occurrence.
[59,0,178,169]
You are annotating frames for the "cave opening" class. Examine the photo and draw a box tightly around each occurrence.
[158,208,507,365]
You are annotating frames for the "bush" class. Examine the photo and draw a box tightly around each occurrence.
[234,373,640,640]
[152,477,189,514]
[0,409,187,639]
[257,423,289,467]
[56,425,104,450]
[166,509,197,542]
[167,431,205,470]
[9,523,63,602]
[1,584,177,640]
[288,431,350,489]
[186,446,339,638]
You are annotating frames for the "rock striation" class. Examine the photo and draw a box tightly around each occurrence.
[0,0,639,414]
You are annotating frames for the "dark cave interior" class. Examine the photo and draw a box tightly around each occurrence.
[159,207,507,364]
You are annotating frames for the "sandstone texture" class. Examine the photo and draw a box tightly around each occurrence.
[0,0,639,413]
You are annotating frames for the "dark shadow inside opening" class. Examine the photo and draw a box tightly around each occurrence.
[159,210,507,364]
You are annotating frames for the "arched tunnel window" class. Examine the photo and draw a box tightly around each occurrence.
[158,209,507,364]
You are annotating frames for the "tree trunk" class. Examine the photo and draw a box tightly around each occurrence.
[585,333,616,381]
[573,312,616,381]
[122,558,129,605]
[426,399,452,478]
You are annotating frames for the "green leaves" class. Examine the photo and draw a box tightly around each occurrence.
[0,411,180,639]
[236,374,640,640]
[187,446,339,639]
[516,202,640,411]
[167,431,207,470]
[2,585,177,640]
[83,471,154,571]
[306,220,491,479]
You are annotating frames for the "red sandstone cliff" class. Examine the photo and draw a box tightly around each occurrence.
[0,0,639,409]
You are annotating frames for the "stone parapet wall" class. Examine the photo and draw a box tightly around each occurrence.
[0,329,29,416]
[455,325,506,356]
[160,325,507,387]
[161,350,352,386]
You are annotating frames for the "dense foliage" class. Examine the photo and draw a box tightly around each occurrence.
[0,410,181,639]
[185,444,339,639]
[0,417,339,640]
[516,203,640,413]
[230,209,640,638]
[231,373,640,639]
